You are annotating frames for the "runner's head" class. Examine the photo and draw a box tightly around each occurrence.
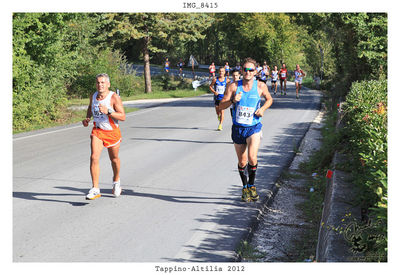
[232,70,241,81]
[296,64,300,70]
[242,58,257,81]
[274,65,278,70]
[96,73,110,93]
[282,63,286,69]
[218,67,225,77]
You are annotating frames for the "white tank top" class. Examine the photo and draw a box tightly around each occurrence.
[92,91,118,130]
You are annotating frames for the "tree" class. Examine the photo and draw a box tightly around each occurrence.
[106,13,214,93]
[293,13,387,85]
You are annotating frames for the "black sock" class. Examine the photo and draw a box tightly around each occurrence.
[238,164,248,188]
[248,163,258,187]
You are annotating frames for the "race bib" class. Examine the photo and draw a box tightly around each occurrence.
[93,104,102,118]
[281,72,286,77]
[236,105,255,125]
[216,85,225,95]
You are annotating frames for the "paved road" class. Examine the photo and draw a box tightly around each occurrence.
[13,83,322,262]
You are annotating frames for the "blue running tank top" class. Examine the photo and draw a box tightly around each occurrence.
[232,79,261,127]
[214,77,228,100]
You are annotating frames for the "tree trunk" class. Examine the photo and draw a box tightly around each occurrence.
[143,36,152,93]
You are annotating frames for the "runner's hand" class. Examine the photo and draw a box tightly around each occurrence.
[233,92,243,103]
[99,103,108,114]
[82,118,91,127]
[255,108,265,117]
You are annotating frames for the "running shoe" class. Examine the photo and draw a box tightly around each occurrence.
[112,180,122,197]
[86,187,101,200]
[296,94,299,99]
[217,124,223,131]
[281,91,283,95]
[249,186,259,201]
[241,188,251,202]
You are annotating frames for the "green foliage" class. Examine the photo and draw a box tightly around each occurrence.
[294,13,387,85]
[12,13,138,132]
[68,49,139,98]
[13,13,71,132]
[341,80,387,259]
[342,13,387,76]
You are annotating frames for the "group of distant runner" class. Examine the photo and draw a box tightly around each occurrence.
[208,60,306,98]
[82,57,306,203]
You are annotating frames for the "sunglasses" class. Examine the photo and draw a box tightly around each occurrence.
[243,67,255,72]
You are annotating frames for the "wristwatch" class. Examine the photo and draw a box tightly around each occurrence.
[107,108,115,115]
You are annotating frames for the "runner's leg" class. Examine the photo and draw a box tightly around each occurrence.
[246,132,261,200]
[90,135,104,189]
[108,143,121,182]
[246,132,261,166]
[234,143,248,168]
[284,79,287,93]
[235,143,251,201]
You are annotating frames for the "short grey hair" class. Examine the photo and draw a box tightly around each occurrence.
[96,73,110,82]
[242,57,257,68]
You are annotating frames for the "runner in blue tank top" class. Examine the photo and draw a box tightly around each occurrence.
[219,58,273,202]
[209,67,230,131]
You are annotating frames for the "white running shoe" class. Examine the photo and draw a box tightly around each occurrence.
[112,180,122,197]
[86,187,101,200]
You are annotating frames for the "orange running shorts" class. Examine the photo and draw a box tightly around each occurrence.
[91,127,122,148]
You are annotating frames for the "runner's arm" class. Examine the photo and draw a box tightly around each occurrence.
[209,79,218,95]
[254,82,273,117]
[82,94,93,127]
[109,93,126,121]
[219,82,237,110]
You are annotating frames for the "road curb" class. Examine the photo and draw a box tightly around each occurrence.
[316,152,361,262]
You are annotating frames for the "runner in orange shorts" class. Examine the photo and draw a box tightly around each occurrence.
[82,73,126,200]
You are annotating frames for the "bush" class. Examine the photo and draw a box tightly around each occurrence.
[342,79,387,260]
[68,49,139,98]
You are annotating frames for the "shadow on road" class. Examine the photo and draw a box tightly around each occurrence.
[13,189,90,206]
[121,189,241,208]
[13,185,114,206]
[130,137,232,144]
[130,126,214,131]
